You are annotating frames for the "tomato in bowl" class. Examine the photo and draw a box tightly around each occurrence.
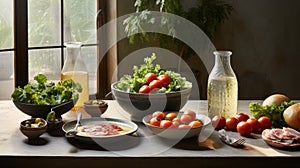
[142,110,211,139]
[112,82,192,121]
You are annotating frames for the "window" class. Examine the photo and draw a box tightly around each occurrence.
[0,0,104,99]
[0,0,14,99]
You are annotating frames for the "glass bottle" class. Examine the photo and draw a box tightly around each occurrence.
[61,42,89,109]
[207,51,238,119]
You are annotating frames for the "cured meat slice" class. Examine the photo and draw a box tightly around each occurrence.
[79,123,123,136]
[262,127,300,144]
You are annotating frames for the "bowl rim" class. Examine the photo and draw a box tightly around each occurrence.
[83,100,108,107]
[13,100,75,106]
[111,81,192,95]
[20,118,48,129]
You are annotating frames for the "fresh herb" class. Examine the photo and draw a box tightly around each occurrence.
[46,110,56,122]
[11,74,81,105]
[116,53,192,93]
[249,101,295,128]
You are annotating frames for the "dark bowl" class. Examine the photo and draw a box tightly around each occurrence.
[13,100,75,119]
[83,100,108,117]
[111,82,192,121]
[20,118,47,139]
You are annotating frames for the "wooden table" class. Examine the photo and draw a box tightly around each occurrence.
[0,100,299,168]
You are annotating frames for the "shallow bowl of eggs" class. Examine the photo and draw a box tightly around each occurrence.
[19,118,48,139]
[142,110,211,140]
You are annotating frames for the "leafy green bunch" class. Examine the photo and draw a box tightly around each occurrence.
[11,74,82,105]
[116,53,192,93]
[249,101,295,128]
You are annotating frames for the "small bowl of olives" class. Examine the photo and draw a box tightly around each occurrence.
[19,118,47,139]
[83,100,108,117]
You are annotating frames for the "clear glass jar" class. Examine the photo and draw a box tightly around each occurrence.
[61,42,89,109]
[207,51,238,119]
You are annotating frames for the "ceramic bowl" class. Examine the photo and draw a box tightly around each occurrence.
[111,82,192,121]
[13,100,75,119]
[83,100,108,117]
[46,118,64,133]
[143,112,211,140]
[19,118,48,139]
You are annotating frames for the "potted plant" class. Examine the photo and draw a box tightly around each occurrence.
[123,0,234,59]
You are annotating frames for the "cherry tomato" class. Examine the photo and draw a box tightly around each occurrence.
[226,117,239,131]
[183,110,196,121]
[172,117,181,124]
[211,116,226,130]
[149,117,161,127]
[165,112,177,121]
[258,116,272,130]
[149,80,163,91]
[189,120,203,128]
[237,121,252,136]
[170,121,180,128]
[247,118,261,133]
[178,124,191,129]
[235,113,250,122]
[138,85,151,94]
[180,114,193,124]
[152,111,165,120]
[145,73,157,85]
[157,74,171,87]
[160,120,173,128]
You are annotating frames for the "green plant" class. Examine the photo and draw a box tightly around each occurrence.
[123,0,234,57]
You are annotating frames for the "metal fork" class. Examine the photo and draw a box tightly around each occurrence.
[218,129,245,148]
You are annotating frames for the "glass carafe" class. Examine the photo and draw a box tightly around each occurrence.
[207,51,238,119]
[61,42,89,109]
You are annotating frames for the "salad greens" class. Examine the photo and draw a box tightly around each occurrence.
[116,53,192,93]
[11,74,82,105]
[249,101,295,128]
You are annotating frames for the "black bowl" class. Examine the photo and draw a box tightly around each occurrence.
[111,82,192,121]
[13,100,75,119]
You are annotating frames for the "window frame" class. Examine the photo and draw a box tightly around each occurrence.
[11,0,108,98]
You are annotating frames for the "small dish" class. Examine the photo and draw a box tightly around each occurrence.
[143,112,211,140]
[83,100,108,117]
[20,118,47,139]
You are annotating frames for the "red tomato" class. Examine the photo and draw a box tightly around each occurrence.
[160,120,173,128]
[157,74,171,87]
[189,120,203,128]
[170,121,180,128]
[172,117,181,124]
[180,114,193,124]
[149,80,163,91]
[178,124,191,129]
[226,117,239,131]
[149,117,161,127]
[237,121,252,136]
[211,116,226,130]
[183,110,196,121]
[145,73,157,85]
[247,118,261,133]
[235,113,250,122]
[138,85,151,94]
[152,111,165,120]
[165,112,177,121]
[258,116,272,130]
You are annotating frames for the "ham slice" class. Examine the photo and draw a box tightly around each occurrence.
[262,127,300,144]
[80,123,123,136]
